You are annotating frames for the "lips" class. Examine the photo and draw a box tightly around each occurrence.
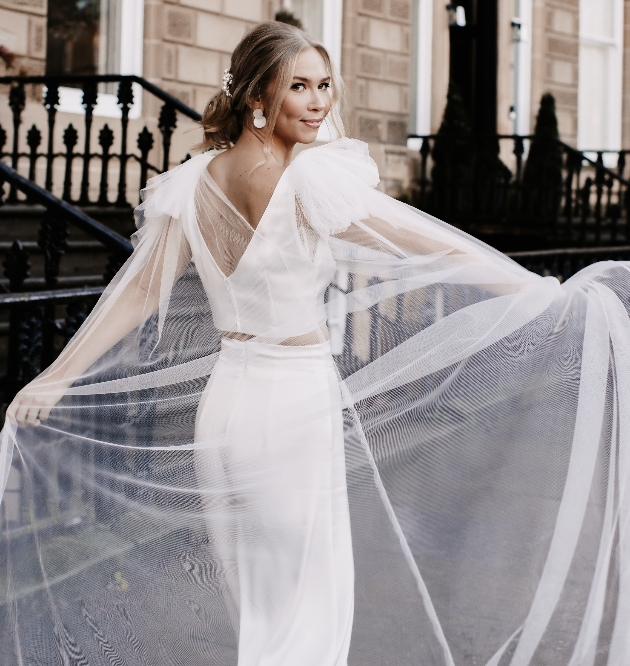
[301,119,323,129]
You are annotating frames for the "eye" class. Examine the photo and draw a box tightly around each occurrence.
[319,82,331,90]
[291,83,306,91]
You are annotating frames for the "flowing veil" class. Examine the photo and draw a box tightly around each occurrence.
[1,138,629,665]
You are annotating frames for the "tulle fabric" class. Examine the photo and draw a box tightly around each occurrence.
[1,138,630,665]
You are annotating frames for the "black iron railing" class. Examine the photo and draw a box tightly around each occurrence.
[0,286,104,404]
[506,244,630,281]
[0,74,201,208]
[0,163,133,403]
[408,134,630,250]
[332,244,630,380]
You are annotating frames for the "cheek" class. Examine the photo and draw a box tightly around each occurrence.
[279,95,307,121]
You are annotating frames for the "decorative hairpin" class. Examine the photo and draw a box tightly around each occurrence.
[222,68,233,97]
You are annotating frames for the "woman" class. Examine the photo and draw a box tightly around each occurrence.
[1,20,629,666]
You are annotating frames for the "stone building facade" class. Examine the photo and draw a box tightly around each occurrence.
[0,0,46,76]
[0,0,629,198]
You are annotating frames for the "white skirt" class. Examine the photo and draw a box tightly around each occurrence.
[194,338,354,666]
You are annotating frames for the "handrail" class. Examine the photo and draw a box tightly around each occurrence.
[0,74,202,122]
[506,245,630,258]
[0,285,104,306]
[407,133,630,187]
[0,162,133,256]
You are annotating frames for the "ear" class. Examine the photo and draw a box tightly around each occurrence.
[247,95,264,113]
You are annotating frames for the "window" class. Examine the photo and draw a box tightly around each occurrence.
[291,0,324,42]
[281,0,343,141]
[47,0,101,77]
[578,0,623,152]
[46,0,144,119]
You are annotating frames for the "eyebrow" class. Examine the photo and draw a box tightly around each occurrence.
[292,76,331,82]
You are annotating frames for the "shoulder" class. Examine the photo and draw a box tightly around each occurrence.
[137,152,214,223]
[211,149,283,190]
[290,138,380,189]
[287,139,381,237]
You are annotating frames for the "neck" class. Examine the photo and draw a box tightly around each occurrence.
[237,127,295,168]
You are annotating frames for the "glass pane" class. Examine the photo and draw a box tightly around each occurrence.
[47,0,100,76]
[291,0,324,41]
[578,44,608,149]
[46,0,120,77]
[99,0,122,75]
[580,0,614,40]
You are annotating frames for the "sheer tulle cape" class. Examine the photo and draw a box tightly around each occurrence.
[1,138,629,665]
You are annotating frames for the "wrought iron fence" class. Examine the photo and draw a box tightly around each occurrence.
[0,162,132,404]
[408,134,630,250]
[506,244,630,281]
[332,244,630,380]
[0,74,201,207]
[0,285,103,404]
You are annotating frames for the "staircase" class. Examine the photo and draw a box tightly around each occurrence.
[0,74,201,405]
[0,204,132,290]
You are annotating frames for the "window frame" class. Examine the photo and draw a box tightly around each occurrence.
[577,0,624,153]
[56,0,144,119]
[317,0,344,141]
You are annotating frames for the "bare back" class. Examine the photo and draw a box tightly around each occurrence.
[206,140,288,230]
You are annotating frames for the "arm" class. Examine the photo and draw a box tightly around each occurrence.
[334,215,527,296]
[7,218,191,427]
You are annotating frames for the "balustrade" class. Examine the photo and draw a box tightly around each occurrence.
[0,162,132,405]
[409,134,630,249]
[0,75,200,208]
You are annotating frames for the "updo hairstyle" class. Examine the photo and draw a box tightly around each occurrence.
[198,21,345,151]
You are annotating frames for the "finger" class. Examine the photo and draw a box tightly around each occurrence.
[6,398,19,420]
[25,405,41,427]
[38,404,54,422]
[15,401,30,427]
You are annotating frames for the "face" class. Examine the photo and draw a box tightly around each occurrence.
[263,47,332,146]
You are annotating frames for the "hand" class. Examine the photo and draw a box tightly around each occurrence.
[6,379,70,427]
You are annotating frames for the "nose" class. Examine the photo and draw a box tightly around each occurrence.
[308,88,328,112]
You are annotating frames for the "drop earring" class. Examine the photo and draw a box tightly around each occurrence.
[253,108,267,129]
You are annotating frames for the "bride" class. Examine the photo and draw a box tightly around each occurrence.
[2,20,630,666]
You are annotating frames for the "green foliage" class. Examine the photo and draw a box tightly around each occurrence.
[523,93,563,187]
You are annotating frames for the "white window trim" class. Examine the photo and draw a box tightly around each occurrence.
[57,0,144,119]
[578,0,624,153]
[318,0,344,142]
[413,0,433,137]
[322,0,343,69]
[513,0,533,136]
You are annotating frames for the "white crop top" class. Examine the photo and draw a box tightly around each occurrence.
[185,163,337,339]
[137,139,381,341]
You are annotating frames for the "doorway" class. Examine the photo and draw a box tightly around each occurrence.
[448,0,499,134]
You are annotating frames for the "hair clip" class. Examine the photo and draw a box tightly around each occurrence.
[222,68,233,97]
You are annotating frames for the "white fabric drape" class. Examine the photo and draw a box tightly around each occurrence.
[1,138,630,665]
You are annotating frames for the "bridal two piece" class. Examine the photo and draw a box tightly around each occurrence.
[1,138,630,665]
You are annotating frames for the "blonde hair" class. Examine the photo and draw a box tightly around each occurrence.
[197,21,345,152]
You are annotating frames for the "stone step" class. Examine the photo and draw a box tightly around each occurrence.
[0,274,104,290]
[0,204,134,282]
[0,204,136,242]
